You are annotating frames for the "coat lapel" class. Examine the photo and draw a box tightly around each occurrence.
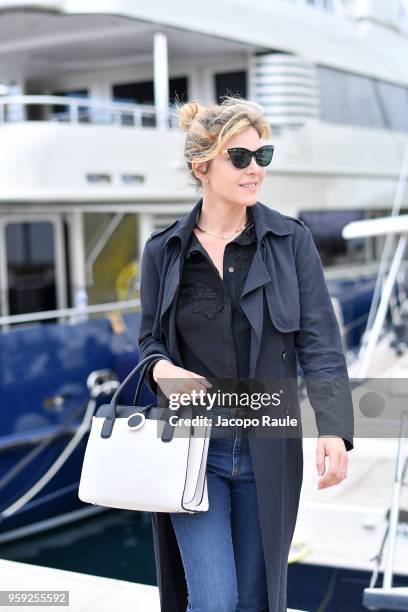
[156,197,296,372]
[160,251,180,330]
[239,245,271,377]
[159,199,203,331]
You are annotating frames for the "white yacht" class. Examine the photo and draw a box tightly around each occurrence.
[0,0,407,326]
[1,3,408,610]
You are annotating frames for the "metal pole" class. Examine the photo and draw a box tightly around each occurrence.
[360,142,408,357]
[358,235,407,378]
[67,211,88,322]
[153,31,169,129]
[383,412,408,588]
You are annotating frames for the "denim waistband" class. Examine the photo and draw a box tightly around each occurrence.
[206,405,252,438]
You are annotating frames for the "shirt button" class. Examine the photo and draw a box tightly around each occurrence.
[282,351,287,361]
[228,266,235,272]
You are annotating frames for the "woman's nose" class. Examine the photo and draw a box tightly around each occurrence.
[248,155,261,172]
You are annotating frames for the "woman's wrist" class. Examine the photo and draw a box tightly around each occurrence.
[152,359,172,382]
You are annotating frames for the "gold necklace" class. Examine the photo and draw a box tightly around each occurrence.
[196,215,249,240]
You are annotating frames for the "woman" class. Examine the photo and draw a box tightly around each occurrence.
[138,96,354,612]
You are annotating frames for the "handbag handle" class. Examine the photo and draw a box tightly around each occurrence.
[132,355,166,406]
[105,353,172,428]
[132,361,150,406]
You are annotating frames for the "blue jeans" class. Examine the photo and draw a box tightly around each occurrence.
[170,413,269,612]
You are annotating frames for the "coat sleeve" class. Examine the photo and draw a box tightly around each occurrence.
[137,239,173,395]
[293,223,354,451]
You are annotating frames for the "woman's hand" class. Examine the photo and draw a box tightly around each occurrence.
[152,359,212,401]
[316,436,348,490]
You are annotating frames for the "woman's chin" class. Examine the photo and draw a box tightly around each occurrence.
[238,191,259,205]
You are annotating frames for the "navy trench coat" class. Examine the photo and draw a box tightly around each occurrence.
[138,197,354,612]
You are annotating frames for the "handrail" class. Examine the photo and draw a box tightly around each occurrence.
[342,140,408,378]
[0,95,161,112]
[0,95,179,127]
[383,411,408,589]
[0,298,141,327]
[283,0,342,14]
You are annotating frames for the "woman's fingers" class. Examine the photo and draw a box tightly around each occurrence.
[157,366,212,403]
[316,437,348,489]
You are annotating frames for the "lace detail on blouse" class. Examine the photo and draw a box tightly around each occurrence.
[178,276,225,319]
[234,246,255,280]
[177,227,256,320]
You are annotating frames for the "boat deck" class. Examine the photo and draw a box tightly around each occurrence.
[0,558,309,611]
[295,436,408,574]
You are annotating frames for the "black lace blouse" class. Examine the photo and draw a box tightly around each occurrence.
[175,205,257,381]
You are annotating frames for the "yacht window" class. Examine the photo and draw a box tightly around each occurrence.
[372,80,408,132]
[317,66,385,129]
[112,77,189,126]
[5,221,57,317]
[298,209,367,267]
[52,89,89,122]
[215,71,247,103]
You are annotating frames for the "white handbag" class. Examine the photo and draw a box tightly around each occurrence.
[78,353,211,513]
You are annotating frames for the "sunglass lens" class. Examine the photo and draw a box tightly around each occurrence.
[255,146,274,166]
[229,149,252,169]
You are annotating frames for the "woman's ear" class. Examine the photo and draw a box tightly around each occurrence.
[192,160,208,183]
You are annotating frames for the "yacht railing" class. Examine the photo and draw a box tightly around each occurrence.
[363,411,408,610]
[282,0,343,14]
[342,214,408,379]
[0,299,141,332]
[0,95,180,128]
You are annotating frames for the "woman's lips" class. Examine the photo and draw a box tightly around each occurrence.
[239,183,257,190]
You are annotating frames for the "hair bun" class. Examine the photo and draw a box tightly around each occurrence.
[178,100,205,131]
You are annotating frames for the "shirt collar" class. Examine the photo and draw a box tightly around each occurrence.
[185,204,256,259]
[163,196,293,251]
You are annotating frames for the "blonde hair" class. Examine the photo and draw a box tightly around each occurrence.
[174,95,271,190]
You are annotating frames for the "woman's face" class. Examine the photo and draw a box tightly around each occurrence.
[194,126,267,206]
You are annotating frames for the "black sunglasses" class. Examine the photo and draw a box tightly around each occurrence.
[224,145,274,169]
